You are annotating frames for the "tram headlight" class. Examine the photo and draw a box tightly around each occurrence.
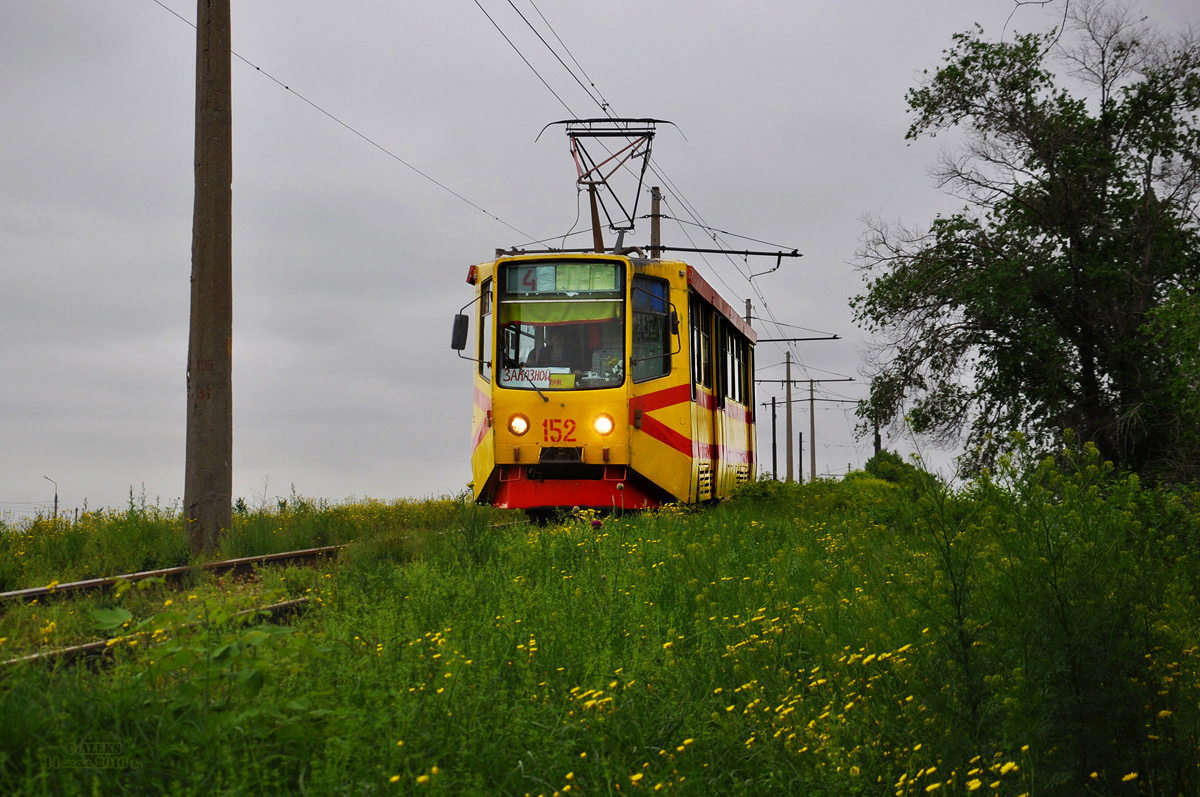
[508,414,530,436]
[593,413,615,436]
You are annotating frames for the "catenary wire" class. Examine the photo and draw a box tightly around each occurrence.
[504,0,609,112]
[471,0,578,117]
[149,0,534,241]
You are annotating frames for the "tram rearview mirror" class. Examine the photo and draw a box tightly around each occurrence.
[451,314,469,350]
[670,311,680,336]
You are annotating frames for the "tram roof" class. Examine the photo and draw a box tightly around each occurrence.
[685,265,756,344]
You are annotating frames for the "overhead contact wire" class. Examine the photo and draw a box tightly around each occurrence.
[150,0,533,240]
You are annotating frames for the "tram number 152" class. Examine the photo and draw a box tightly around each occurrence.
[543,419,576,443]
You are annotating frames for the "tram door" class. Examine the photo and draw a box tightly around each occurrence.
[690,295,717,500]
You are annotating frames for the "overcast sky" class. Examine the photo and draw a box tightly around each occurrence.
[2,0,1195,519]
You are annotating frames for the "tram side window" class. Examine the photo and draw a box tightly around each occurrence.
[745,345,754,408]
[726,330,745,405]
[689,295,700,392]
[715,320,730,408]
[479,279,492,381]
[690,295,712,392]
[724,329,734,404]
[632,276,670,382]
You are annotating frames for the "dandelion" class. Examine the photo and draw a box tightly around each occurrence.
[966,779,982,791]
[1123,773,1138,782]
[389,775,400,783]
[416,775,430,785]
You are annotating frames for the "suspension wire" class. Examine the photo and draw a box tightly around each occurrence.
[526,0,613,113]
[149,0,534,240]
[659,196,744,301]
[505,0,609,112]
[471,0,578,117]
[652,215,798,251]
[749,317,838,337]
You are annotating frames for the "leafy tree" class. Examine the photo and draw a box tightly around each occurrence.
[853,1,1200,479]
[863,448,931,491]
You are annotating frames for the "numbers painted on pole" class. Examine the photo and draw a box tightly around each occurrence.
[542,418,577,443]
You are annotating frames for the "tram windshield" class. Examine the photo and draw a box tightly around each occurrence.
[497,261,625,390]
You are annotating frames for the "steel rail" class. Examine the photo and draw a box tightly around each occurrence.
[0,545,344,605]
[3,597,312,668]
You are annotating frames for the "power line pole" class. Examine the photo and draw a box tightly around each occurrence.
[809,380,816,484]
[650,186,661,259]
[756,377,855,483]
[43,476,57,522]
[771,397,778,479]
[184,0,233,555]
[797,432,803,483]
[785,351,793,482]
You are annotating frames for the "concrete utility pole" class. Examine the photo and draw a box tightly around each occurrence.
[184,0,233,555]
[809,380,816,483]
[43,476,58,522]
[797,433,803,483]
[650,186,661,259]
[771,397,778,479]
[756,375,855,483]
[785,351,793,482]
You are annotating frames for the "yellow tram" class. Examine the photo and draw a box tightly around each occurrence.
[453,251,755,512]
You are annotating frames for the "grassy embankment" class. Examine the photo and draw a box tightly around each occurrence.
[1,439,1198,795]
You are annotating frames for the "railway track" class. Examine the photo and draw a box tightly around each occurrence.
[1,546,344,668]
[3,520,528,667]
[0,545,344,605]
[4,597,312,668]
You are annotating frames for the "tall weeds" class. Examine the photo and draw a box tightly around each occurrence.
[1,445,1197,795]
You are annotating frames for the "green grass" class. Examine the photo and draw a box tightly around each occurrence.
[1,442,1198,795]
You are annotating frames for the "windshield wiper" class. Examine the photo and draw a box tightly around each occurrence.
[518,364,550,402]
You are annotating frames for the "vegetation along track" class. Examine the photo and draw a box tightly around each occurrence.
[2,520,528,667]
[0,546,344,668]
[0,545,345,605]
